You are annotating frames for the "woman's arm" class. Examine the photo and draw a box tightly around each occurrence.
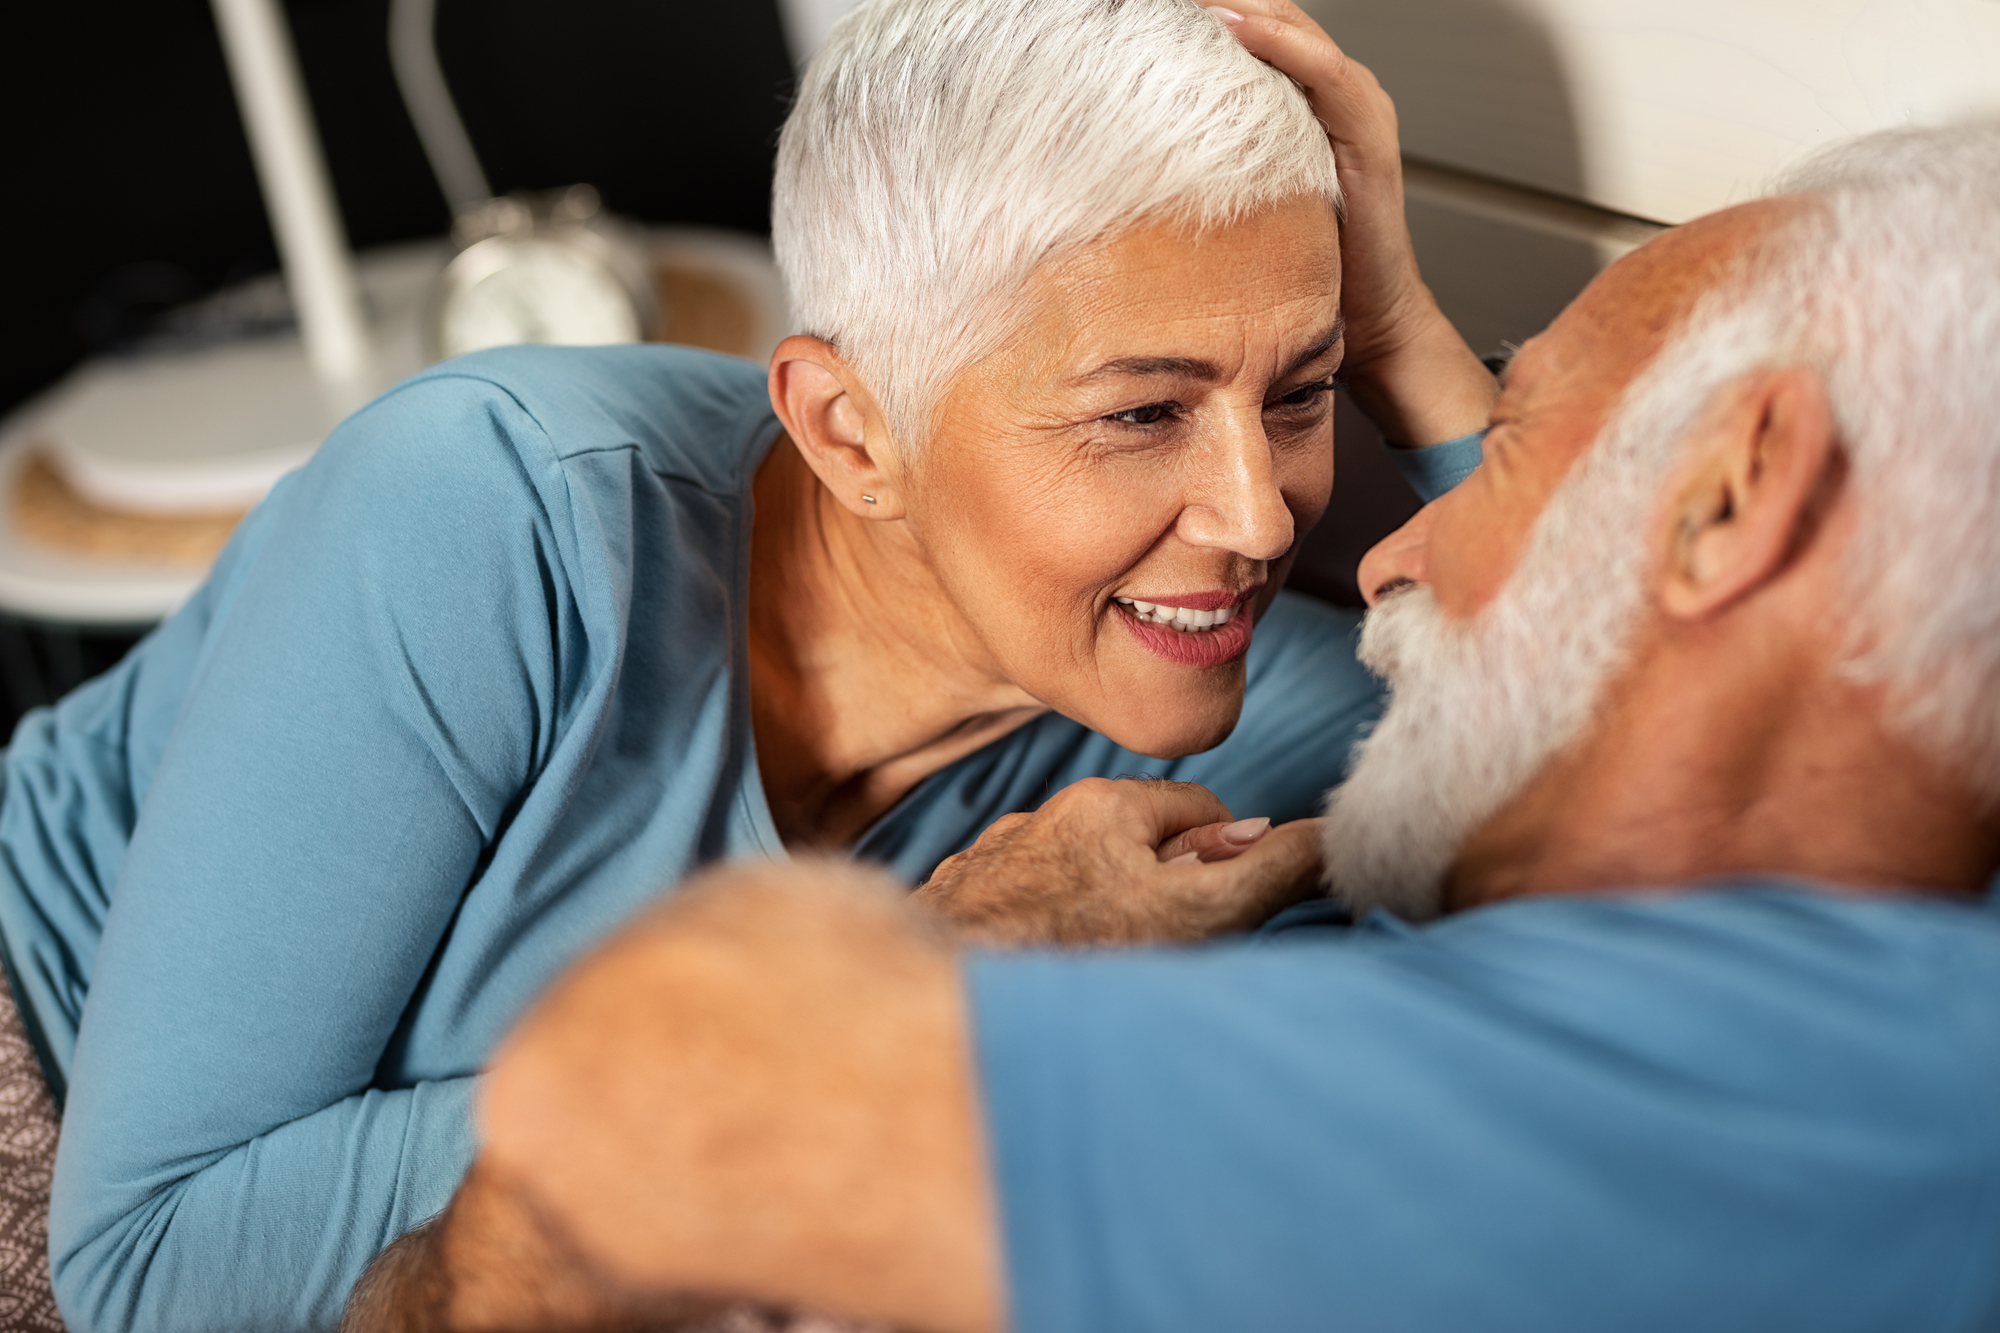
[1214,3,1498,446]
[50,375,577,1332]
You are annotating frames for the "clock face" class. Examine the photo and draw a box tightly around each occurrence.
[437,237,644,359]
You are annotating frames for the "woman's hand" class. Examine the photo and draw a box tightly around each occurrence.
[912,778,1323,947]
[1212,3,1498,445]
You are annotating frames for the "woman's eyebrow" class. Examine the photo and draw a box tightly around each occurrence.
[1074,354,1221,384]
[1283,318,1346,376]
[1072,318,1347,386]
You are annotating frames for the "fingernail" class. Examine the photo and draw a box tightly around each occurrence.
[1168,850,1201,865]
[1220,816,1271,845]
[1206,6,1246,24]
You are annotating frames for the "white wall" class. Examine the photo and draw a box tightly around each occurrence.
[1292,0,2000,354]
[1300,0,2000,224]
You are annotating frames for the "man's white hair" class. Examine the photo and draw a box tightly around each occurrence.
[1641,122,2000,801]
[772,0,1340,445]
[1324,120,2000,917]
[1776,123,2000,802]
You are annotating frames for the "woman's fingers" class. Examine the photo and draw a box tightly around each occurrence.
[1211,3,1393,157]
[1173,818,1327,934]
[1044,776,1232,850]
[1211,0,1491,441]
[1213,0,1328,43]
[1156,816,1271,863]
[913,778,1262,947]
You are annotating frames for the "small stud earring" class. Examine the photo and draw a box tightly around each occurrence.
[861,494,877,505]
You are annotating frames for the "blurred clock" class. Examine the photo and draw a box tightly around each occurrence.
[427,185,658,361]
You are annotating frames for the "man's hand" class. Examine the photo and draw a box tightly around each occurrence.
[911,777,1324,947]
[340,1161,730,1333]
[346,860,1004,1333]
[343,785,1318,1331]
[1213,1,1498,445]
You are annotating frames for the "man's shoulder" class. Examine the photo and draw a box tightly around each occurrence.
[1281,881,2000,1006]
[972,883,2000,1332]
[1411,880,2000,977]
[979,882,2000,1151]
[1252,882,2000,1107]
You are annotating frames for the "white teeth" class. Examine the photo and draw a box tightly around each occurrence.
[1116,599,1241,632]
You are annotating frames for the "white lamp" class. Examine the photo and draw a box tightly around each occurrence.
[35,0,384,517]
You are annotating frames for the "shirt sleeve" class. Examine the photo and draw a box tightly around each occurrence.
[1388,428,1485,502]
[965,892,2000,1333]
[48,375,576,1333]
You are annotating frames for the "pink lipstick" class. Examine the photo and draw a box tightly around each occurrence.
[1113,585,1261,668]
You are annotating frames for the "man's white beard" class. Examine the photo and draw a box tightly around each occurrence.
[1321,447,1660,920]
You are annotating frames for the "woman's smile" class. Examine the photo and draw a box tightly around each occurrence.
[1113,587,1260,668]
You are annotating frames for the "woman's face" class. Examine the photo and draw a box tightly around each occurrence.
[899,196,1343,759]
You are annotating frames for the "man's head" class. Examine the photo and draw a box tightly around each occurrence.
[1325,123,2000,919]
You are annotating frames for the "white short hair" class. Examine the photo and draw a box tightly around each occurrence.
[1586,122,2000,802]
[772,0,1341,444]
[1791,124,2000,802]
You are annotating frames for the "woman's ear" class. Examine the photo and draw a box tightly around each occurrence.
[1657,367,1840,621]
[768,336,906,519]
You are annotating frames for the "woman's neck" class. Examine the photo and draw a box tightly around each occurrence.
[747,439,1046,849]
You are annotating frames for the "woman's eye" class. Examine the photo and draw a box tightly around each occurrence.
[1107,402,1179,426]
[1273,375,1342,409]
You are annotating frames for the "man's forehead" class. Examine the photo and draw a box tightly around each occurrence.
[1512,199,1801,403]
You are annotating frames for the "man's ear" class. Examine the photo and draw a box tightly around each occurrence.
[1657,367,1839,621]
[767,336,907,519]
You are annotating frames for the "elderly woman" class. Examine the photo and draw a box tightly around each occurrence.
[6,0,1494,1328]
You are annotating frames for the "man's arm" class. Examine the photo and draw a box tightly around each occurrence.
[344,780,1323,1330]
[348,859,1004,1333]
[340,1162,740,1333]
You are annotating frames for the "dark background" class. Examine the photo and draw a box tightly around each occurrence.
[0,0,803,726]
[0,0,1418,730]
[2,0,797,421]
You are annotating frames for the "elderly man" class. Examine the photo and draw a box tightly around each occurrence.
[346,122,2000,1333]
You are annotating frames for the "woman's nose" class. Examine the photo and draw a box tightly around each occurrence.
[1175,430,1295,562]
[1357,504,1434,606]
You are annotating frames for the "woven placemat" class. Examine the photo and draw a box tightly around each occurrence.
[653,260,758,357]
[12,451,244,568]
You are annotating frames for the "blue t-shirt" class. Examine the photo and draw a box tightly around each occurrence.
[0,344,1478,1331]
[969,883,2000,1332]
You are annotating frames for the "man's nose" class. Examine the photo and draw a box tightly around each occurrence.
[1356,504,1434,606]
[1175,423,1295,562]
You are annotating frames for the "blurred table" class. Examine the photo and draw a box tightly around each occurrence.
[0,226,788,728]
[0,227,788,627]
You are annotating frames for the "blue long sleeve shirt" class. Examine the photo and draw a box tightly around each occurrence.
[971,884,2000,1331]
[0,345,1479,1331]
